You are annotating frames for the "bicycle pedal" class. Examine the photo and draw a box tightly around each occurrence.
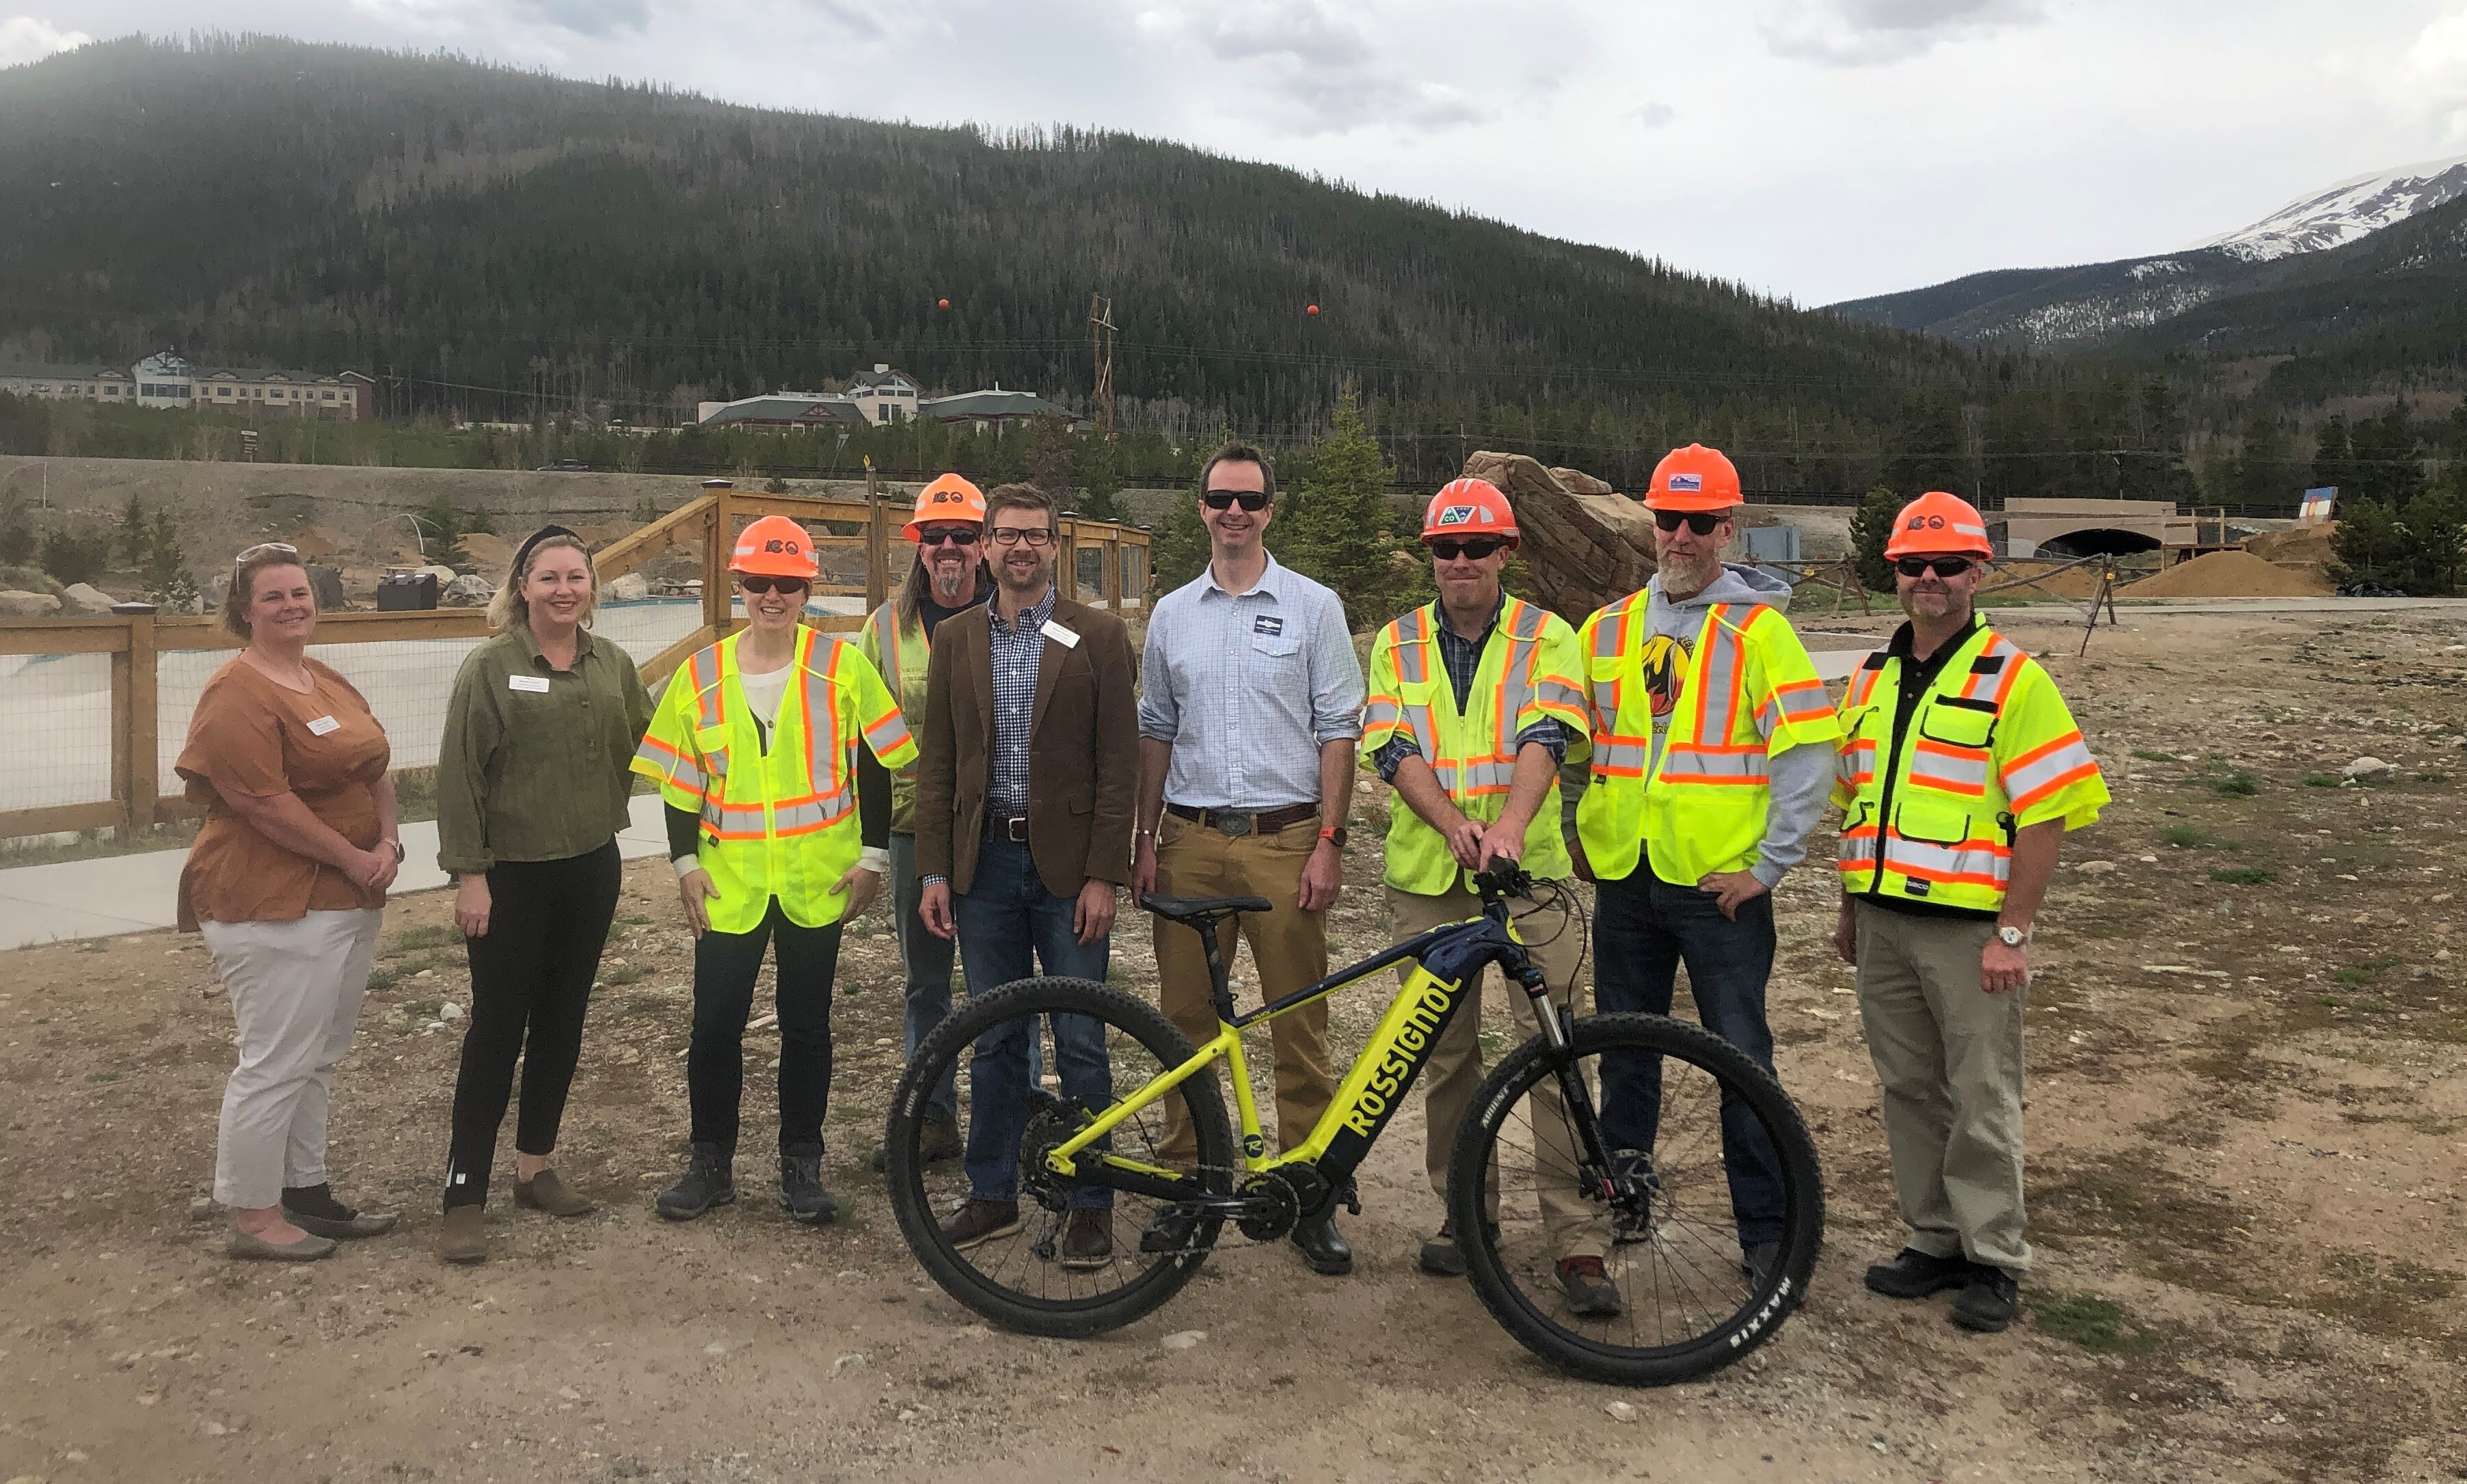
[1340,1180,1362,1218]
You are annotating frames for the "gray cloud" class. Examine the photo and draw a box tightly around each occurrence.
[1628,100,1675,129]
[1758,0,2044,67]
[1132,0,1487,135]
[506,0,650,39]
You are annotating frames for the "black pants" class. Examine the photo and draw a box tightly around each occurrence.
[444,841,621,1210]
[690,896,842,1158]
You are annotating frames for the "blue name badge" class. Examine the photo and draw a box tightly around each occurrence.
[1254,615,1284,636]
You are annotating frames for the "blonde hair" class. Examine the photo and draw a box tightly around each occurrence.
[487,532,596,632]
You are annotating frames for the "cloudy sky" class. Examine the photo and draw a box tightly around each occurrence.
[8,0,2467,303]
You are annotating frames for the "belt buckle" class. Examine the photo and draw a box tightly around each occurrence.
[1006,817,1029,842]
[1214,811,1251,839]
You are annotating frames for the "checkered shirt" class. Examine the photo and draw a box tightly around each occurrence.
[985,584,1057,820]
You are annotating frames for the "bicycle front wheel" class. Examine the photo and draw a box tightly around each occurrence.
[884,975,1237,1338]
[1448,1012,1824,1386]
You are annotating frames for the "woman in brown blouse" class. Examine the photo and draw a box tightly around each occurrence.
[177,545,403,1262]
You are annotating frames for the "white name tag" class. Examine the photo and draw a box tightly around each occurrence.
[306,715,341,736]
[1040,619,1081,649]
[508,674,552,693]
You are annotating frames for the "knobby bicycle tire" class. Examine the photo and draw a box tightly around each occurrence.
[1448,1011,1825,1386]
[884,975,1237,1338]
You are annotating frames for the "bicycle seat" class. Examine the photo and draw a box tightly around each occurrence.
[1141,893,1273,924]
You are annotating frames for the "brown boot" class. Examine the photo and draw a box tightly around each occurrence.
[514,1169,596,1217]
[435,1204,488,1265]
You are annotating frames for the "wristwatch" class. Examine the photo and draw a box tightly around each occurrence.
[1997,924,2028,947]
[1318,826,1349,850]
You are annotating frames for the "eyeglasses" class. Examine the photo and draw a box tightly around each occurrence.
[1895,556,1977,579]
[1652,511,1729,536]
[1429,537,1505,562]
[235,541,299,561]
[738,576,811,595]
[1202,490,1271,512]
[988,527,1055,548]
[917,527,980,548]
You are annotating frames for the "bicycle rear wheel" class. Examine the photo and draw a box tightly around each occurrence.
[1448,1012,1824,1386]
[884,975,1236,1338]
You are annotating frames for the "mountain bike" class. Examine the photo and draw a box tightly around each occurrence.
[881,867,1824,1386]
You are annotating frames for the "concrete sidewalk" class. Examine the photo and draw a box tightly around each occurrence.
[0,796,675,952]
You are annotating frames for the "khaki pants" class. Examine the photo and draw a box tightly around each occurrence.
[1391,883,1604,1261]
[1852,900,2030,1272]
[1153,811,1339,1161]
[199,908,384,1210]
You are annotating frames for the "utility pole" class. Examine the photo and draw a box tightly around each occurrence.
[1088,293,1116,440]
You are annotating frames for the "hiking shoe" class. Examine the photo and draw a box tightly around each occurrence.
[656,1143,736,1222]
[1742,1241,1783,1289]
[779,1153,839,1225]
[869,1115,963,1174]
[1557,1255,1625,1317]
[1058,1209,1114,1271]
[1608,1148,1658,1245]
[1950,1265,2021,1333]
[434,1204,487,1265]
[282,1183,398,1239]
[513,1169,595,1217]
[941,1198,1021,1251]
[1863,1247,1972,1300]
[1140,1204,1204,1254]
[1418,1218,1500,1277]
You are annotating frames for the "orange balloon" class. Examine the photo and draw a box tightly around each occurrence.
[1306,303,1320,316]
[937,298,951,308]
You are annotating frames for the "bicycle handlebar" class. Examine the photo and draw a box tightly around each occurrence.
[1472,863,1537,908]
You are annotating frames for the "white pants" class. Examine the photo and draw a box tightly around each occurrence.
[200,908,383,1209]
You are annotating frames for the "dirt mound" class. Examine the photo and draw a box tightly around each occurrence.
[2120,548,2333,598]
[459,531,516,574]
[283,523,355,561]
[2243,524,2337,565]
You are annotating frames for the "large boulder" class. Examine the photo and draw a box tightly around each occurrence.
[61,582,117,615]
[0,590,64,617]
[442,572,497,608]
[604,571,651,603]
[1462,452,1656,621]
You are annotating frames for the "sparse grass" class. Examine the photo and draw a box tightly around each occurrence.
[2335,956,2403,987]
[84,1070,120,1084]
[2131,748,2179,763]
[2161,824,2217,849]
[401,997,444,1021]
[2208,770,2260,798]
[364,965,399,992]
[624,913,653,926]
[2032,1291,2161,1354]
[2302,773,2341,787]
[600,964,645,986]
[2211,867,2274,885]
[388,924,461,952]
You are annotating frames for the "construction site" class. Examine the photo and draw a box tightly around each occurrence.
[0,453,2462,1483]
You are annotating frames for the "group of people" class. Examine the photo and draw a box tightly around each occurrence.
[176,440,2106,1338]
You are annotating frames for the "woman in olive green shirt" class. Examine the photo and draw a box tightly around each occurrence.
[432,526,653,1263]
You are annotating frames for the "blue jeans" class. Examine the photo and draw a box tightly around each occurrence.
[952,836,1113,1207]
[890,833,960,1123]
[1592,860,1788,1247]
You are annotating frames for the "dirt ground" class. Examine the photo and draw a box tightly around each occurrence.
[5,604,2466,1483]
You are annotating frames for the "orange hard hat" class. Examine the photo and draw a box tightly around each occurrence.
[1883,491,1993,560]
[729,514,819,579]
[902,473,986,541]
[1421,478,1519,547]
[1645,444,1742,512]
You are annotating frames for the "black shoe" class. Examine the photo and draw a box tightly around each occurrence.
[779,1153,838,1225]
[1292,1213,1352,1276]
[1140,1204,1204,1254]
[1950,1265,2020,1333]
[656,1143,736,1222]
[281,1182,398,1240]
[1863,1247,1971,1300]
[1742,1241,1783,1289]
[869,1115,963,1173]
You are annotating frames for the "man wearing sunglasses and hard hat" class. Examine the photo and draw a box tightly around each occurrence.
[1831,491,2107,1335]
[1363,478,1615,1312]
[634,515,915,1228]
[1571,444,1841,1293]
[860,474,995,1174]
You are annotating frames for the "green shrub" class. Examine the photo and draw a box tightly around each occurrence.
[2211,867,2274,885]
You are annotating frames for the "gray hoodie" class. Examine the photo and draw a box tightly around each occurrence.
[1566,563,1833,889]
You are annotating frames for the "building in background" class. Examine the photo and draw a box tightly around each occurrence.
[0,352,371,420]
[694,391,871,430]
[699,366,1078,433]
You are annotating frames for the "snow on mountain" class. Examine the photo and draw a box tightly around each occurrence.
[2190,153,2467,262]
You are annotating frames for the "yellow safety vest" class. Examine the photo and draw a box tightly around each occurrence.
[858,599,934,834]
[1364,596,1590,895]
[632,626,917,934]
[1833,623,2107,913]
[1576,595,1841,885]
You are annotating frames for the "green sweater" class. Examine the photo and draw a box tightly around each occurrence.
[435,622,653,874]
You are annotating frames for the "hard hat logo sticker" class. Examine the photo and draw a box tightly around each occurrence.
[1668,472,1703,492]
[1436,505,1479,526]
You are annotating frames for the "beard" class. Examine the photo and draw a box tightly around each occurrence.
[1657,548,1724,596]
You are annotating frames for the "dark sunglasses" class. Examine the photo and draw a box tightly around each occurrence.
[1429,537,1505,562]
[917,527,980,547]
[1652,510,1729,536]
[1895,556,1976,579]
[738,576,810,595]
[1202,489,1271,512]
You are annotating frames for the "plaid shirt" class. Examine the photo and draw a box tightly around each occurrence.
[1372,593,1569,781]
[985,584,1057,820]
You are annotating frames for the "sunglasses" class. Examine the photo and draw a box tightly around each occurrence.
[1202,490,1271,512]
[917,527,980,548]
[235,541,300,561]
[1895,556,1976,579]
[1429,537,1505,562]
[738,576,810,595]
[1652,511,1729,536]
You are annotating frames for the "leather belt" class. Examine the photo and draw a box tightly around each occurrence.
[988,815,1030,842]
[1166,801,1319,838]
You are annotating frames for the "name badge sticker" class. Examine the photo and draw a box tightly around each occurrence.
[508,674,552,693]
[306,715,342,736]
[1253,615,1284,636]
[1040,619,1081,649]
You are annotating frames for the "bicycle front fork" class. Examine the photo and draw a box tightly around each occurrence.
[1516,965,1619,1197]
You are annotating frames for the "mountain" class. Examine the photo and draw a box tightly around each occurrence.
[2189,153,2467,262]
[0,35,1978,491]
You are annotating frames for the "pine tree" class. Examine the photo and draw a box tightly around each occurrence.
[1278,391,1420,630]
[1848,486,1900,591]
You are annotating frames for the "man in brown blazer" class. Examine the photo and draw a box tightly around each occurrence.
[915,482,1140,1267]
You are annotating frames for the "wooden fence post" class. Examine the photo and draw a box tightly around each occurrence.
[126,610,157,831]
[865,464,888,612]
[703,487,732,638]
[109,617,133,836]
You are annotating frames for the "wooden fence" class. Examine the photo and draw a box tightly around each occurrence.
[0,483,1149,841]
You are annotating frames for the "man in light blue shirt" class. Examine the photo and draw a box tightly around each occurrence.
[1132,442,1366,1276]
